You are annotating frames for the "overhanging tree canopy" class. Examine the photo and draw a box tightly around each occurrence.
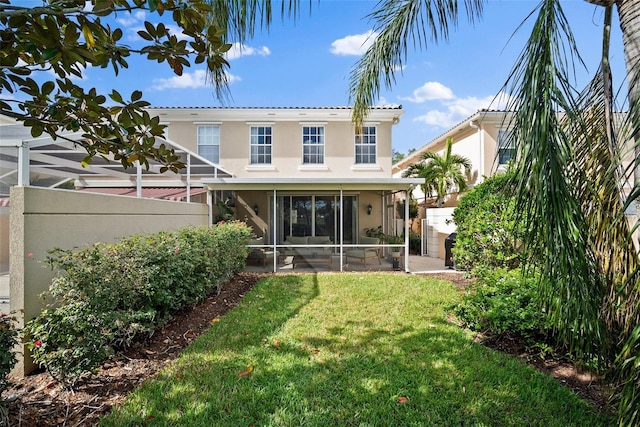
[1,0,303,171]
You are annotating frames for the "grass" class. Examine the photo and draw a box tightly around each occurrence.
[103,273,613,426]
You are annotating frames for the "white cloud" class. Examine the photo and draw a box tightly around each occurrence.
[400,81,454,103]
[413,92,512,128]
[330,30,377,56]
[152,70,240,91]
[116,10,146,28]
[226,72,242,84]
[225,43,271,60]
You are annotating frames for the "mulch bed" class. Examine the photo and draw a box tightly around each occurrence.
[2,271,612,426]
[4,273,263,427]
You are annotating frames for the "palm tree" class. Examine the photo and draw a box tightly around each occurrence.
[348,1,640,424]
[402,137,471,207]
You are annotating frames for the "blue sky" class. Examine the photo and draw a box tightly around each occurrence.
[15,0,630,155]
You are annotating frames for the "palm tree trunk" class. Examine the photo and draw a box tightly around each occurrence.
[615,0,640,217]
[617,0,640,104]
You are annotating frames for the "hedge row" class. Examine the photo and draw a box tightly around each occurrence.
[27,222,251,387]
[0,312,18,415]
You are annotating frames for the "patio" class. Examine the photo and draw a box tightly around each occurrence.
[244,253,452,274]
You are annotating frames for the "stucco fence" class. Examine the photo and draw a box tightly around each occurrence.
[9,186,209,376]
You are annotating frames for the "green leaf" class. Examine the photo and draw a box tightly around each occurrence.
[30,125,44,137]
[42,48,58,61]
[81,155,93,168]
[148,0,159,12]
[110,90,124,104]
[137,30,154,41]
[41,81,55,96]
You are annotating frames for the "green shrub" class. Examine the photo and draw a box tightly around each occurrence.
[453,268,551,345]
[452,169,527,272]
[0,312,18,400]
[27,222,251,387]
[409,231,421,254]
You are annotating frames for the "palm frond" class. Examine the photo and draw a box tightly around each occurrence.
[349,0,484,125]
[205,0,305,101]
[208,0,304,42]
[505,0,606,361]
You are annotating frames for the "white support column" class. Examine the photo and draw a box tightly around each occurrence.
[136,161,142,198]
[405,187,410,272]
[339,188,344,272]
[207,190,213,225]
[381,193,386,236]
[186,154,191,202]
[17,141,30,186]
[272,188,277,273]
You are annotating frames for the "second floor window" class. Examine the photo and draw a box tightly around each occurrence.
[198,125,220,163]
[250,126,272,164]
[355,126,376,164]
[497,129,515,165]
[302,126,324,164]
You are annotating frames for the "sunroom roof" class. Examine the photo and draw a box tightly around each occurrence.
[0,124,232,192]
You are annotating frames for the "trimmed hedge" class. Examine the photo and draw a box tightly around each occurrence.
[27,222,251,387]
[452,169,526,272]
[0,312,18,410]
[453,267,552,347]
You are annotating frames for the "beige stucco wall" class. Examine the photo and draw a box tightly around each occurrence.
[10,186,208,375]
[160,113,395,179]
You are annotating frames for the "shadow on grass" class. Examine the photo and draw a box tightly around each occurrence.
[104,274,613,427]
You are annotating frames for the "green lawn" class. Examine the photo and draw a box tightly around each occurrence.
[103,273,613,426]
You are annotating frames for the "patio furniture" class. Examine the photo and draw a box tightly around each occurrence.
[283,235,333,265]
[345,236,381,266]
[247,237,276,267]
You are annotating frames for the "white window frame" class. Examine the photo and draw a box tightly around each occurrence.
[250,125,273,164]
[197,125,220,164]
[354,126,377,164]
[302,126,325,164]
[497,128,515,165]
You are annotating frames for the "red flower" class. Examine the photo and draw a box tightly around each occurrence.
[27,252,33,258]
[174,247,180,254]
[33,340,42,348]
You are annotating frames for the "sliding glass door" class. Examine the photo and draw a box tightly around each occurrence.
[272,194,356,244]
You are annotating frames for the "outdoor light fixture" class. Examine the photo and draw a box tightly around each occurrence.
[253,204,259,215]
[367,203,372,215]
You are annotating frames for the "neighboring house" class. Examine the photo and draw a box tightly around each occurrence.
[393,109,515,258]
[394,108,635,259]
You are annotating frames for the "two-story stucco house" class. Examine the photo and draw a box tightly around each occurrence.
[142,106,421,269]
[72,106,419,270]
[2,106,422,272]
